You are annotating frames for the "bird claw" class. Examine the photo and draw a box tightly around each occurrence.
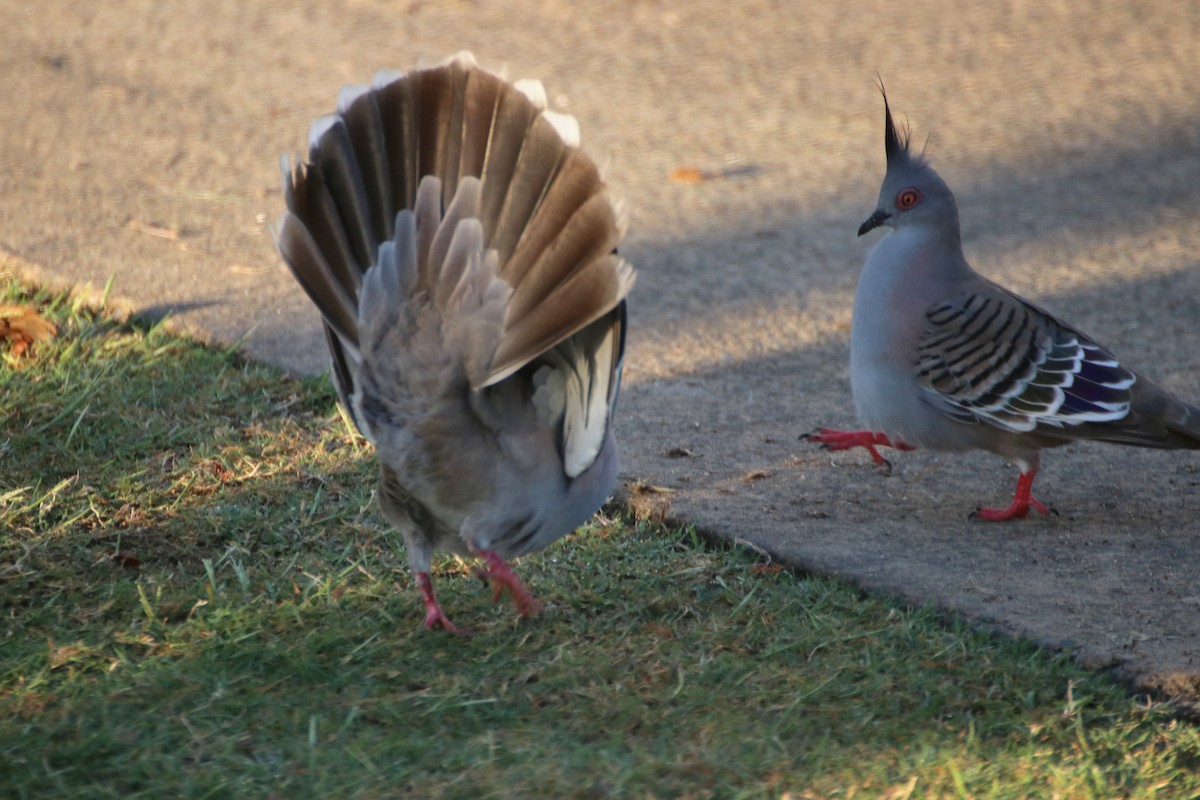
[970,470,1054,522]
[969,499,1054,522]
[476,551,543,618]
[804,428,902,470]
[416,572,469,634]
[423,606,471,636]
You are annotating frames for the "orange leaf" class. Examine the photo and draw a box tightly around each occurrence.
[0,304,57,357]
[669,165,707,184]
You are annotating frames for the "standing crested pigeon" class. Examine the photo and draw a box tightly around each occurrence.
[806,87,1200,520]
[275,53,635,631]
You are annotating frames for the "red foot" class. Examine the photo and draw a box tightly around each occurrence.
[803,428,914,466]
[416,572,468,635]
[971,470,1054,522]
[475,551,542,617]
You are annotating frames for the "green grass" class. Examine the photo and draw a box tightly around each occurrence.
[2,273,1198,799]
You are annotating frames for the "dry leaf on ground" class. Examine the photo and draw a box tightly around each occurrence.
[624,480,675,523]
[0,304,58,358]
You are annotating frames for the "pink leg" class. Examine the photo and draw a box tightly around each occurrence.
[971,469,1053,522]
[416,572,467,634]
[475,551,542,617]
[803,428,915,466]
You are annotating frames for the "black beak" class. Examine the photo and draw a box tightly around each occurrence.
[857,209,890,237]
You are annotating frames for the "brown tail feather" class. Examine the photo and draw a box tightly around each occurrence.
[275,211,360,348]
[489,254,632,386]
[374,76,419,212]
[457,69,504,183]
[339,90,395,243]
[478,86,542,239]
[282,161,362,298]
[487,115,572,264]
[506,191,623,322]
[436,58,474,204]
[279,52,634,396]
[501,149,603,287]
[311,121,376,272]
[411,60,481,206]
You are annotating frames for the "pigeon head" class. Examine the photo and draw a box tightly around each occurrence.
[859,86,960,238]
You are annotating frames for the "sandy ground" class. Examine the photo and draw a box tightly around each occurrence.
[3,1,1199,707]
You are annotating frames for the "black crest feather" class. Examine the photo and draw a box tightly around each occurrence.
[876,77,911,166]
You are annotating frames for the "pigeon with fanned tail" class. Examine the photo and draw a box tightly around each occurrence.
[275,52,635,630]
[806,86,1200,520]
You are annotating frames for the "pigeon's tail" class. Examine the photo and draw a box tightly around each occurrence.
[1132,380,1200,449]
[1074,376,1200,451]
[275,51,634,407]
[1163,397,1200,448]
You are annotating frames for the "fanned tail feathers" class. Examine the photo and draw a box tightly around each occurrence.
[275,51,634,405]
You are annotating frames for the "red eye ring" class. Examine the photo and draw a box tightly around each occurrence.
[896,187,923,210]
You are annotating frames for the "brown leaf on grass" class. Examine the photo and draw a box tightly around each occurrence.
[204,460,236,482]
[0,304,58,358]
[624,480,675,523]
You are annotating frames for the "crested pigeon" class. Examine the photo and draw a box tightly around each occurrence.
[275,52,635,630]
[806,87,1200,520]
